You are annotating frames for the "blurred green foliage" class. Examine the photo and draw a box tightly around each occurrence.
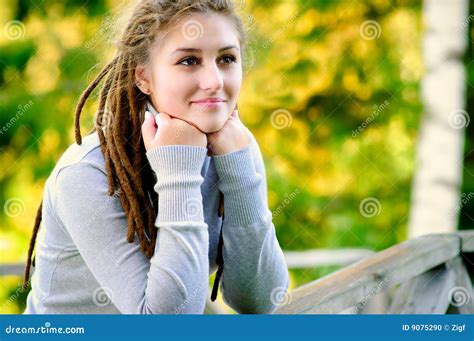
[0,0,473,314]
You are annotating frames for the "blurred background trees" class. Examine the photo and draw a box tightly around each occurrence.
[0,0,472,313]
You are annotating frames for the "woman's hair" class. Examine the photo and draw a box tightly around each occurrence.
[23,0,247,289]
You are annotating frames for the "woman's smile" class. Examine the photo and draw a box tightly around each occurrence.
[191,100,227,110]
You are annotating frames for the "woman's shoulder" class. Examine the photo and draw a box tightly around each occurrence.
[42,131,109,199]
[40,131,114,222]
[51,131,106,178]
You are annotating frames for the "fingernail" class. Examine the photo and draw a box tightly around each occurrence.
[145,111,151,120]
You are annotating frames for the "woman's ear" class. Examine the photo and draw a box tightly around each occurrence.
[135,65,152,95]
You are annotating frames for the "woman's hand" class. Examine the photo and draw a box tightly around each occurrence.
[207,110,250,156]
[141,111,207,151]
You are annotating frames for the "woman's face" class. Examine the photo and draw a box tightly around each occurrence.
[138,12,242,133]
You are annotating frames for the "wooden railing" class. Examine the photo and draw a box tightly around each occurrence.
[2,231,473,314]
[0,263,25,277]
[274,231,474,314]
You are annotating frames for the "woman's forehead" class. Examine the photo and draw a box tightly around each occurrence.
[156,12,240,55]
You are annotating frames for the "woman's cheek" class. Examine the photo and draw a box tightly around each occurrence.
[155,90,186,118]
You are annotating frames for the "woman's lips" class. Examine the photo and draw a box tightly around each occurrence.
[191,101,226,109]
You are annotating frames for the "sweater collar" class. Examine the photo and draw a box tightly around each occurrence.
[145,101,159,118]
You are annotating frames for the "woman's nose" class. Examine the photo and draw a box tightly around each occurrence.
[199,63,224,91]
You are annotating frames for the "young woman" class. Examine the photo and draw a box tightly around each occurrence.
[22,0,289,314]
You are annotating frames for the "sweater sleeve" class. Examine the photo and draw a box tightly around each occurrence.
[212,130,290,314]
[54,145,209,314]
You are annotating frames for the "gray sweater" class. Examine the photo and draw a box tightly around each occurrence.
[23,129,289,314]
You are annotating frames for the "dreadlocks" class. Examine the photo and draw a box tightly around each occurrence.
[23,0,247,294]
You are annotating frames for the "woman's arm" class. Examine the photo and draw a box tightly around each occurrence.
[212,130,290,314]
[55,145,209,314]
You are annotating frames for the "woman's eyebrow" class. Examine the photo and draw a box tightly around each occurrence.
[171,45,239,55]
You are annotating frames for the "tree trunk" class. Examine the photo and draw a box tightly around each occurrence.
[408,0,469,238]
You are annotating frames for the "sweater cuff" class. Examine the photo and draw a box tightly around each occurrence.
[146,145,207,176]
[146,145,207,223]
[213,146,269,226]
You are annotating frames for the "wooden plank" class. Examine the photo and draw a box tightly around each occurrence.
[0,263,26,276]
[343,291,390,314]
[357,291,390,314]
[388,265,455,313]
[457,231,474,252]
[446,257,474,314]
[274,234,460,314]
[284,249,374,268]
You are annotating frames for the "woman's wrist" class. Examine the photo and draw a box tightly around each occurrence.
[146,144,207,178]
[213,144,255,184]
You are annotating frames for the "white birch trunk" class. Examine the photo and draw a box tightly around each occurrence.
[408,0,469,238]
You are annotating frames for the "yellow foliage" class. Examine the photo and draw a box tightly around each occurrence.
[54,16,85,49]
[25,38,60,93]
[39,128,61,156]
[294,9,318,36]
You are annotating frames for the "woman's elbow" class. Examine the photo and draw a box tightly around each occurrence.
[135,285,208,314]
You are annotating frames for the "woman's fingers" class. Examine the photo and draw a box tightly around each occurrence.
[141,111,157,148]
[156,111,172,126]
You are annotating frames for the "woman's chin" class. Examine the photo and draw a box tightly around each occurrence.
[194,119,227,134]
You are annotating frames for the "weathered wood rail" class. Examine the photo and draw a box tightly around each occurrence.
[2,231,473,314]
[274,231,474,314]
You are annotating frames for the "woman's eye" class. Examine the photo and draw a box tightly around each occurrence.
[178,55,237,67]
[179,57,199,66]
[220,55,237,64]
